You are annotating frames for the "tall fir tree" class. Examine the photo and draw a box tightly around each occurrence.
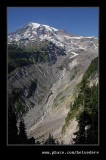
[8,104,19,144]
[44,133,58,144]
[19,119,28,144]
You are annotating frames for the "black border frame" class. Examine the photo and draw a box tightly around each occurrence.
[0,1,105,159]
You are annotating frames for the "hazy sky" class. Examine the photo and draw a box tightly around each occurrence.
[8,7,99,37]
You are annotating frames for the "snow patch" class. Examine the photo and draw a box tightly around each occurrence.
[43,24,58,32]
[28,22,40,28]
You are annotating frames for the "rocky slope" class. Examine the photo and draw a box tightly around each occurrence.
[8,22,98,144]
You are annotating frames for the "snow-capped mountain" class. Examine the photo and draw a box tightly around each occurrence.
[8,22,59,44]
[8,22,98,144]
[8,22,58,41]
[8,22,98,53]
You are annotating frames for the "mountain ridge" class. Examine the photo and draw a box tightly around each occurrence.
[8,22,98,53]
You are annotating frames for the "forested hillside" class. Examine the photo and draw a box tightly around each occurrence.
[62,57,98,144]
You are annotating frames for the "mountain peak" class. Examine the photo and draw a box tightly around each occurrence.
[25,22,58,32]
[8,22,59,44]
[26,22,40,28]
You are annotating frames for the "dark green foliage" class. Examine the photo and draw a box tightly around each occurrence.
[27,137,35,144]
[8,80,37,117]
[8,43,49,74]
[18,119,28,144]
[8,100,28,144]
[15,100,26,117]
[44,133,59,144]
[8,44,33,73]
[73,57,98,144]
[73,83,98,144]
[8,104,19,144]
[84,57,98,77]
[27,80,37,98]
[8,89,20,114]
[8,41,66,74]
[8,64,16,73]
[81,57,98,86]
[70,74,75,81]
[12,58,32,67]
[8,89,26,117]
[62,56,98,144]
[8,44,49,74]
[8,106,36,144]
[8,106,60,144]
[74,93,83,108]
[62,92,83,134]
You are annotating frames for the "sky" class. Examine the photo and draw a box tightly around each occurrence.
[8,7,99,37]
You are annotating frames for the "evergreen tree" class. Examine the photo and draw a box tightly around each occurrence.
[8,94,36,144]
[73,85,98,144]
[18,119,28,144]
[27,137,35,144]
[44,133,59,144]
[8,104,19,144]
[72,57,98,144]
[73,111,91,144]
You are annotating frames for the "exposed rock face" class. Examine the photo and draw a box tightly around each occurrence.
[8,22,98,144]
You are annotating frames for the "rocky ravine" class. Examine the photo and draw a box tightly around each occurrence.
[8,49,97,144]
[24,51,97,144]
